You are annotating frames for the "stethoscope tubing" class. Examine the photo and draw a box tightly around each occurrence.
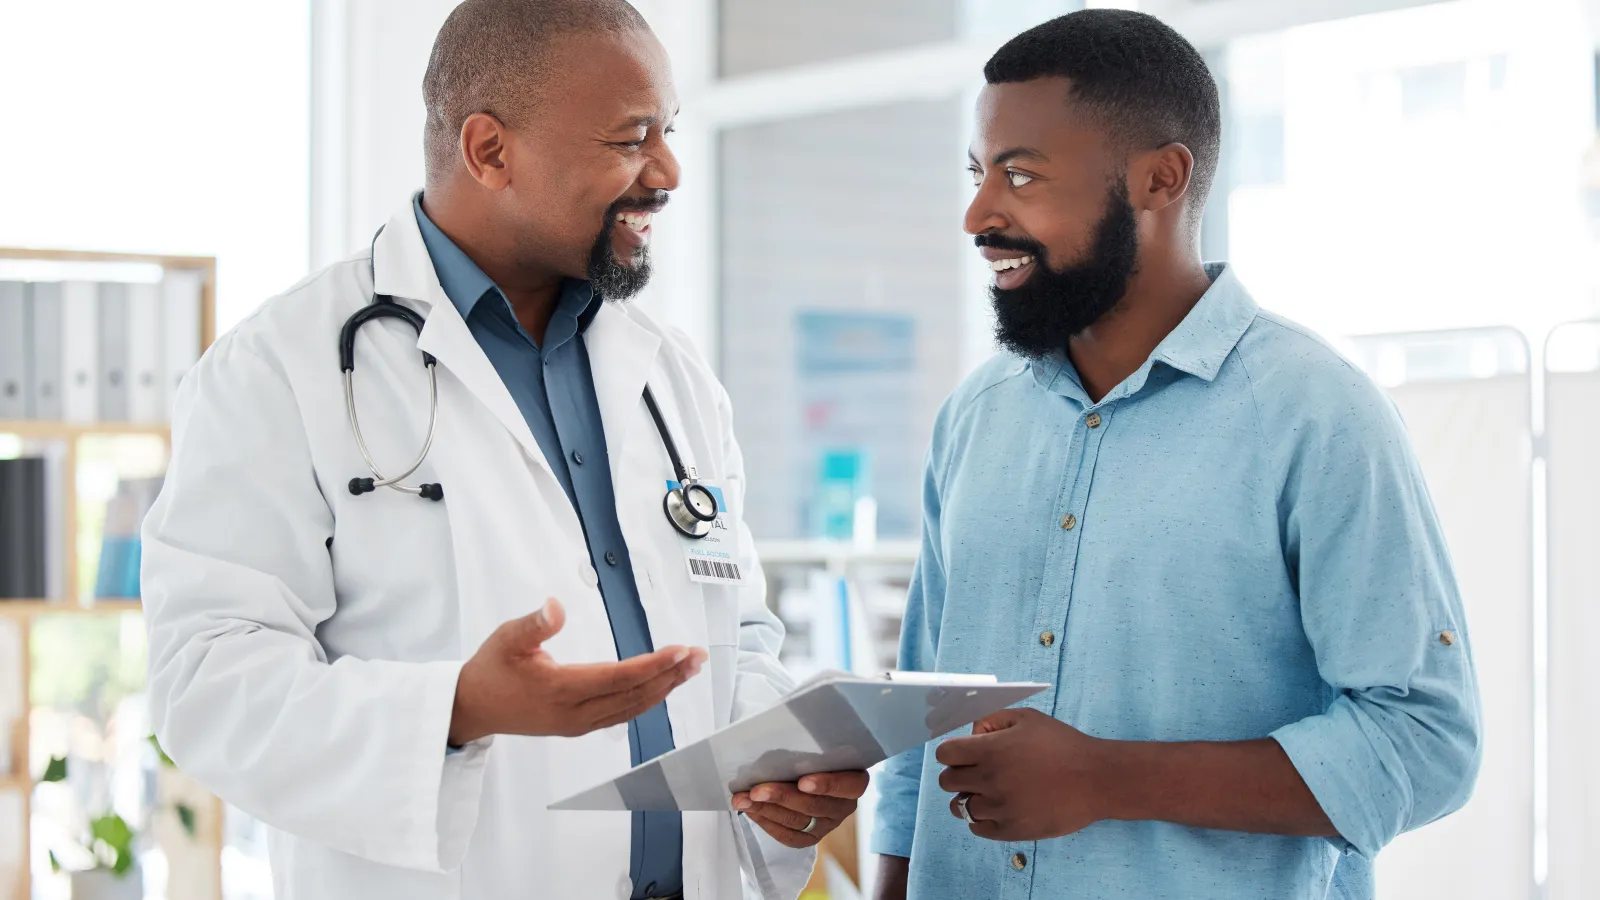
[347,226,719,535]
[343,362,440,493]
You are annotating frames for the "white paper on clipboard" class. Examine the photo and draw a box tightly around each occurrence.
[549,670,1048,812]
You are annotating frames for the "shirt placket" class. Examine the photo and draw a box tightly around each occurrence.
[1005,398,1116,900]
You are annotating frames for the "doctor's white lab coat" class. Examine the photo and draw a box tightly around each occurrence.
[140,198,817,900]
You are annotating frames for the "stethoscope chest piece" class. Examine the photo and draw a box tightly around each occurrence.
[644,385,720,540]
[665,479,718,539]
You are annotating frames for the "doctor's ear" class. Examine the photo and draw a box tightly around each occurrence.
[459,113,512,190]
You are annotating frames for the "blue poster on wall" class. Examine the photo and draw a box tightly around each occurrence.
[796,311,918,540]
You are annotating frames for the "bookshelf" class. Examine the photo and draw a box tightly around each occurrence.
[0,247,221,900]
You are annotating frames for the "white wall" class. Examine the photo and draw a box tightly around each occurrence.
[0,0,309,332]
[309,0,458,267]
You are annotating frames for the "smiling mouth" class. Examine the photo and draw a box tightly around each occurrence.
[988,254,1035,289]
[988,255,1033,272]
[616,211,653,233]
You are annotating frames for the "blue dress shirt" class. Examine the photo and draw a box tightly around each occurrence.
[872,264,1481,900]
[415,196,681,899]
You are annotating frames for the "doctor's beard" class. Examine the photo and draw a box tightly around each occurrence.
[983,179,1141,359]
[587,194,665,301]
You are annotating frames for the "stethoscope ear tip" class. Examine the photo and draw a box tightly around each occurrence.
[419,483,444,501]
[348,477,376,496]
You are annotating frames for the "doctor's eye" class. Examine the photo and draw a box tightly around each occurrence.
[1006,170,1034,188]
[968,167,983,187]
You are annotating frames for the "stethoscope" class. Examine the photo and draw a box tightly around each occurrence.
[338,229,721,539]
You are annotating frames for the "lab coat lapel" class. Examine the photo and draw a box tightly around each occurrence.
[370,199,555,482]
[414,300,553,475]
[585,301,662,487]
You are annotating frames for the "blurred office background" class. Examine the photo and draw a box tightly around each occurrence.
[2,0,1600,898]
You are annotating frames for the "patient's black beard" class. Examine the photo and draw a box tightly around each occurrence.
[984,181,1140,358]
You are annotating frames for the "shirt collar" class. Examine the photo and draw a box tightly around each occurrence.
[411,193,603,336]
[1030,262,1259,402]
[1148,262,1259,383]
[413,193,499,320]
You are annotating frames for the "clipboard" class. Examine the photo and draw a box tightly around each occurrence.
[549,670,1048,812]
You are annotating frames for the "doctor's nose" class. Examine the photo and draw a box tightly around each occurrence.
[642,141,681,193]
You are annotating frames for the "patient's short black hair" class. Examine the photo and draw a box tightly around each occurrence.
[985,9,1222,220]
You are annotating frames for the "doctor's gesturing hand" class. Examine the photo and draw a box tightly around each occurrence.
[447,598,708,745]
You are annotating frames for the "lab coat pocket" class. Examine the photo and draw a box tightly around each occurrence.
[702,588,740,728]
[701,586,740,646]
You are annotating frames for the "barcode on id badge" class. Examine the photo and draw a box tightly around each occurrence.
[689,558,742,580]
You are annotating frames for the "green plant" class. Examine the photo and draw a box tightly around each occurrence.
[149,734,198,839]
[47,813,137,877]
[39,736,197,880]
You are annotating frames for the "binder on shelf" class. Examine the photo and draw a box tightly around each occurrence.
[126,281,163,422]
[26,283,64,421]
[97,282,130,421]
[0,457,48,599]
[161,269,204,414]
[93,475,163,600]
[0,283,26,419]
[60,281,99,422]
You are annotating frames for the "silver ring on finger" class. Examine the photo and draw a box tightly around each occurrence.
[802,816,819,834]
[956,793,975,825]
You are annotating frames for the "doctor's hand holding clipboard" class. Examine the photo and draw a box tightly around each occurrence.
[446,597,706,746]
[731,772,871,849]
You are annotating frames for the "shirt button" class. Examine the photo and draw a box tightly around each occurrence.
[1060,513,1077,530]
[1086,412,1103,428]
[1011,852,1028,870]
[605,550,619,567]
[1040,631,1055,647]
[571,450,585,466]
[643,883,657,898]
[1439,630,1456,646]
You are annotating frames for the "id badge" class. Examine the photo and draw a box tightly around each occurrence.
[668,480,745,585]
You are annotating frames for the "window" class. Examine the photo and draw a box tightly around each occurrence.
[719,99,966,540]
[1400,60,1470,120]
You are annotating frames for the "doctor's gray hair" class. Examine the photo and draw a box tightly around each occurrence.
[422,0,649,181]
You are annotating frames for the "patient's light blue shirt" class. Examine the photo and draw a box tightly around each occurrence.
[872,264,1482,900]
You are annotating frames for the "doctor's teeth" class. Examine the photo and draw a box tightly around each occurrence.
[989,256,1033,272]
[616,212,653,231]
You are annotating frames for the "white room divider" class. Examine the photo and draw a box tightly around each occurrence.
[1352,329,1535,900]
[1544,321,1600,900]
